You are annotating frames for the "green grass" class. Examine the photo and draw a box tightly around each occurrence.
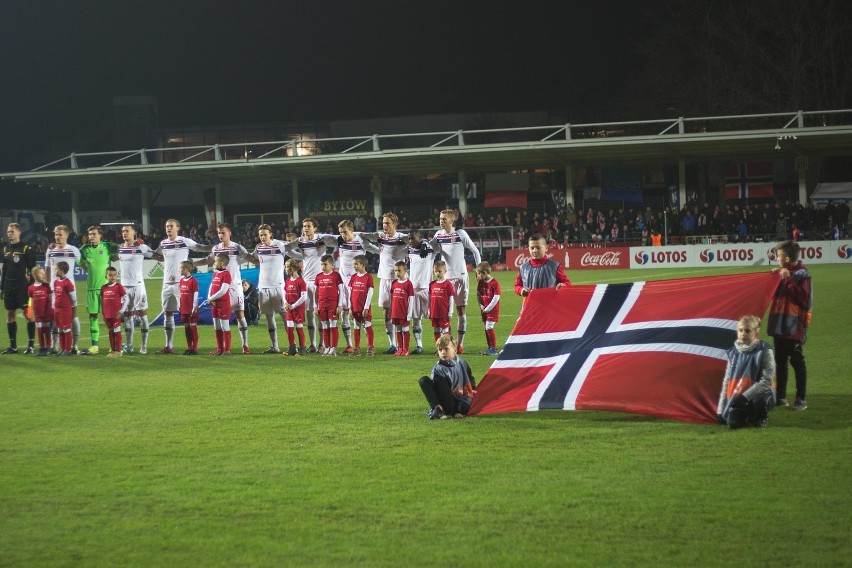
[1,266,850,567]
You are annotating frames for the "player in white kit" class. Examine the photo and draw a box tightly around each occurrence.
[45,225,82,353]
[431,209,481,353]
[197,223,253,353]
[152,218,213,354]
[336,219,379,354]
[284,217,338,352]
[359,212,408,354]
[248,223,294,353]
[117,224,154,353]
[406,230,441,354]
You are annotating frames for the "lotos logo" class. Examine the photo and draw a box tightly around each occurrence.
[767,248,777,262]
[634,251,649,265]
[702,248,754,263]
[838,244,852,260]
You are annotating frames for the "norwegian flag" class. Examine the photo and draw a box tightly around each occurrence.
[724,162,774,199]
[469,272,778,423]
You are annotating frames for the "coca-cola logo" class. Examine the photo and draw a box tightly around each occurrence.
[580,251,622,267]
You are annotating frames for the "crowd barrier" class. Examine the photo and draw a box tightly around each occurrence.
[505,240,852,270]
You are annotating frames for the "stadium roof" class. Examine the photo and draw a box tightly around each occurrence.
[3,110,851,192]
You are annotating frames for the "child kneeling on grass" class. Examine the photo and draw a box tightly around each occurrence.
[419,334,476,420]
[717,315,777,429]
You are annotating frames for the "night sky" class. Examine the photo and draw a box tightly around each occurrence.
[0,1,645,171]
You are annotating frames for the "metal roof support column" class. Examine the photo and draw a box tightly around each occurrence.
[141,186,150,236]
[795,156,809,205]
[565,164,575,209]
[70,189,80,235]
[292,179,300,223]
[215,183,224,226]
[457,171,468,216]
[678,160,687,213]
[371,176,382,220]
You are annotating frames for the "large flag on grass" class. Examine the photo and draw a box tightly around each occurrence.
[468,272,778,423]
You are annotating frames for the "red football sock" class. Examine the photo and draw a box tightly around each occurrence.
[296,327,305,347]
[354,328,361,348]
[366,326,374,348]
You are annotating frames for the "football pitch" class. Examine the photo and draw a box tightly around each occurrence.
[1,265,850,566]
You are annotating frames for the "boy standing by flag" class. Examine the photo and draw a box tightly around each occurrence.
[767,240,813,411]
[514,233,570,298]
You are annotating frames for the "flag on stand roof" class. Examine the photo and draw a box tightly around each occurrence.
[484,173,528,209]
[468,272,778,423]
[724,162,774,199]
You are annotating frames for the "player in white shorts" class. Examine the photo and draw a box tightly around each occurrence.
[196,222,253,353]
[45,225,82,353]
[431,208,481,353]
[117,224,154,353]
[406,230,440,354]
[248,223,295,353]
[359,212,408,354]
[284,217,338,352]
[152,218,213,354]
[336,219,379,353]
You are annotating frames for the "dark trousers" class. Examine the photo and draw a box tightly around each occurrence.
[774,337,807,400]
[418,376,470,415]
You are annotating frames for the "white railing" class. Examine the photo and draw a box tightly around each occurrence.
[30,109,852,172]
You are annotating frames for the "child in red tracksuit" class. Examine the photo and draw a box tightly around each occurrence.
[208,254,233,355]
[428,260,454,342]
[179,261,200,355]
[27,266,53,356]
[767,240,813,411]
[390,261,415,356]
[348,254,375,356]
[101,267,128,357]
[314,254,345,356]
[51,261,77,356]
[475,261,501,355]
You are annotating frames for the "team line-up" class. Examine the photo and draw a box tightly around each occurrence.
[2,210,567,358]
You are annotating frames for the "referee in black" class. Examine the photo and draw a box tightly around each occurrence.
[2,222,37,354]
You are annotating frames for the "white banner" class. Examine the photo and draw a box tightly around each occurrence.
[629,240,852,269]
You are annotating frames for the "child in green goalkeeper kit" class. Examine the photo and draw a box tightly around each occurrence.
[77,225,119,355]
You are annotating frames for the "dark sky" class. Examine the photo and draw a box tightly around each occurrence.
[0,0,645,171]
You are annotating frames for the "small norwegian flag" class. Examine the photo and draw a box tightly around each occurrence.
[724,162,774,199]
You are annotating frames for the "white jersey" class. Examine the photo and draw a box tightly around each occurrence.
[338,235,379,281]
[407,243,436,289]
[431,229,481,279]
[155,236,207,285]
[360,231,408,280]
[286,234,336,283]
[45,244,81,287]
[118,242,154,287]
[252,239,288,289]
[209,241,249,291]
